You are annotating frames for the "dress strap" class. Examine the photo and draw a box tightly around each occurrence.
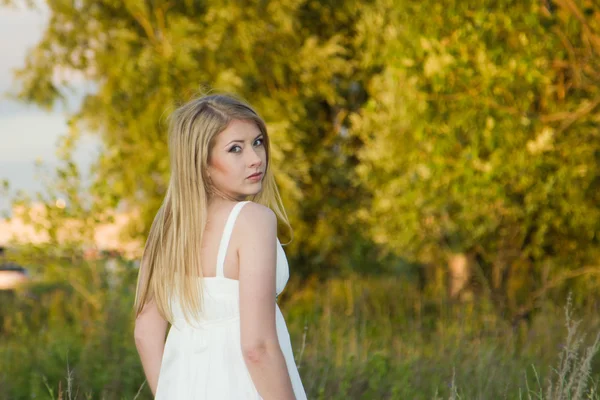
[216,201,250,278]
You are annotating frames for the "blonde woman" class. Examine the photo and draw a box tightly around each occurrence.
[134,94,307,399]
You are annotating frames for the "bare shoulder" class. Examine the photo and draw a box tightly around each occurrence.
[236,201,277,233]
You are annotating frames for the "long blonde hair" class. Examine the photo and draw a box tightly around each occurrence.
[134,94,291,323]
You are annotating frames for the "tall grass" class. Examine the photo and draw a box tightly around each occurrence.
[0,255,599,399]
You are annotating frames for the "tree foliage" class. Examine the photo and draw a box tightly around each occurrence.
[352,0,600,315]
[5,0,600,316]
[9,0,379,277]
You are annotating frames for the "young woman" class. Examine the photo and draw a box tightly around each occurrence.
[134,94,307,399]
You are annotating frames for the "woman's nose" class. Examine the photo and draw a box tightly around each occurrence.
[247,147,263,166]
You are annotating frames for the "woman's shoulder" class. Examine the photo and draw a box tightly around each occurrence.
[237,201,276,231]
[238,201,276,222]
[239,201,277,219]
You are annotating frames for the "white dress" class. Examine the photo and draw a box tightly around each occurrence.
[155,201,308,399]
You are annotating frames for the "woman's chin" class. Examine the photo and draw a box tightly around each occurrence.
[234,186,262,199]
[247,185,263,196]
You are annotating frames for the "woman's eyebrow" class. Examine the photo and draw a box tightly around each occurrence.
[225,134,263,146]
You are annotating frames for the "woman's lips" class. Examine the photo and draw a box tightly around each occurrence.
[247,172,263,180]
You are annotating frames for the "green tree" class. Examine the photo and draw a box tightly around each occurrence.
[352,0,600,317]
[6,0,383,277]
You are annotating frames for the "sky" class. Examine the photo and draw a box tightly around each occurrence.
[0,4,100,215]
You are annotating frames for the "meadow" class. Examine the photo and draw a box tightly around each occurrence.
[1,0,599,398]
[1,254,598,400]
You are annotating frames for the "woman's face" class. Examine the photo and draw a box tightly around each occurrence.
[207,119,267,200]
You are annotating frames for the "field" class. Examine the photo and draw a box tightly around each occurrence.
[1,256,599,400]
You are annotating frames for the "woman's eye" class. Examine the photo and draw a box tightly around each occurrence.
[229,138,263,153]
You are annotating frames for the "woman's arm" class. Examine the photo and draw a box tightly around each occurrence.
[237,203,296,400]
[134,262,168,395]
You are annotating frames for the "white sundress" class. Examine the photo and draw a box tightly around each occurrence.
[155,201,308,399]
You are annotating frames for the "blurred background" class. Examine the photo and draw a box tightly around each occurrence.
[0,0,599,399]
